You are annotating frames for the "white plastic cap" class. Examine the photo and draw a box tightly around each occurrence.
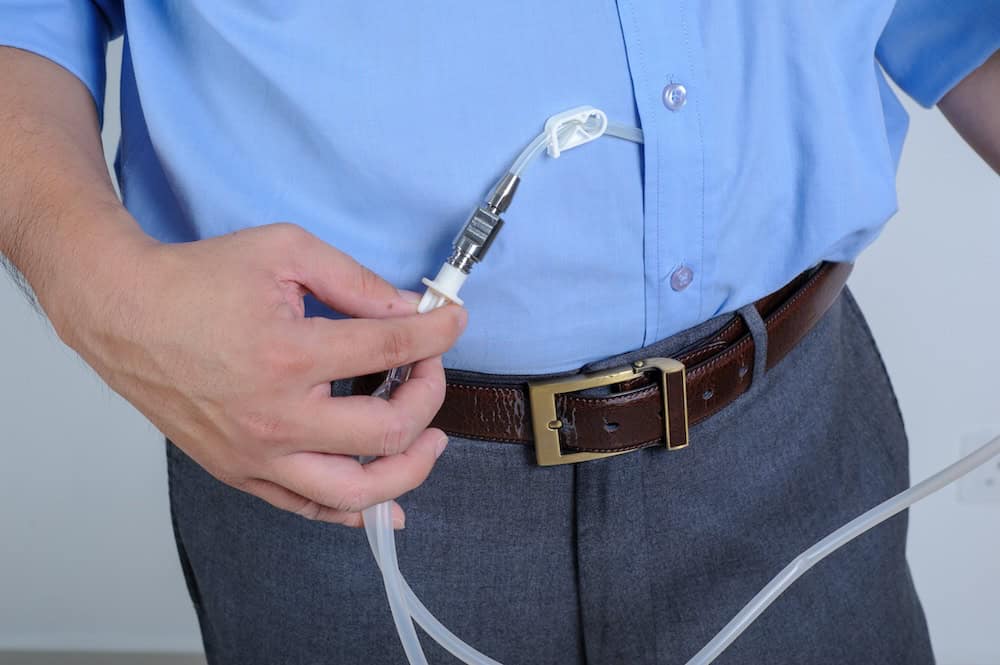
[419,262,468,312]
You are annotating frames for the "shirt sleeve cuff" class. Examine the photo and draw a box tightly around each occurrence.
[877,2,1000,107]
[0,2,111,121]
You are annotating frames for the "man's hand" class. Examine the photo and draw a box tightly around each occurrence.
[0,48,465,528]
[63,223,466,528]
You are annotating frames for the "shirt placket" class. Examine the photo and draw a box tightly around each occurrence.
[615,0,707,345]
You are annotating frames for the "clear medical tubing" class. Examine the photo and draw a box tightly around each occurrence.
[685,432,1000,665]
[605,121,644,144]
[361,293,503,664]
[357,114,645,665]
[363,513,505,665]
[377,499,427,665]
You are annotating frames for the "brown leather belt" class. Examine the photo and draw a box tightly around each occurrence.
[356,262,852,465]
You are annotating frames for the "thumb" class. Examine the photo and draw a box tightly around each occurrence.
[283,225,417,319]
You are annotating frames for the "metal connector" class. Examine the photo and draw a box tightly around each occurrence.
[448,206,504,273]
[447,172,520,274]
[486,172,520,214]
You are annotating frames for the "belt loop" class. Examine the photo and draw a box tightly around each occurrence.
[737,303,768,385]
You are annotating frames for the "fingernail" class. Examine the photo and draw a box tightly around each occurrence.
[393,515,406,530]
[435,435,449,459]
[397,289,422,304]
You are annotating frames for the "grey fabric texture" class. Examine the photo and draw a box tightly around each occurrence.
[166,288,933,664]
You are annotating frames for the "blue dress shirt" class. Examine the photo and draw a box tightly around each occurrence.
[2,2,997,373]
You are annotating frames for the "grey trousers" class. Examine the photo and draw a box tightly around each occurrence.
[167,289,934,664]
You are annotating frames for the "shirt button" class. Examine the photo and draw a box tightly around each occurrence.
[662,83,687,111]
[670,265,694,291]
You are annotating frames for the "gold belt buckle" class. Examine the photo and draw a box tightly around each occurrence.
[528,357,689,466]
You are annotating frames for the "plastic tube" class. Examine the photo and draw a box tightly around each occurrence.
[361,287,500,664]
[362,508,504,665]
[606,121,644,144]
[685,432,1000,665]
[380,500,428,664]
[509,127,559,178]
[362,286,501,664]
[359,112,646,665]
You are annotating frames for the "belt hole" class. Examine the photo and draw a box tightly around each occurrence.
[603,421,620,433]
[702,389,714,401]
[738,366,748,378]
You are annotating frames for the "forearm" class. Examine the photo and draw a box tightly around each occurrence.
[939,49,1000,174]
[0,46,151,338]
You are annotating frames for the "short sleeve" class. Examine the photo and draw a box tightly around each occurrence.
[876,0,1000,107]
[0,1,124,119]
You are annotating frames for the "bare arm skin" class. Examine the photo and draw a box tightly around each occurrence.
[940,49,1000,174]
[0,46,467,528]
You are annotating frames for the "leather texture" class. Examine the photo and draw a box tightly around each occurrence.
[354,262,853,456]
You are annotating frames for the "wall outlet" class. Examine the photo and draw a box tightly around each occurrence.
[958,428,1000,504]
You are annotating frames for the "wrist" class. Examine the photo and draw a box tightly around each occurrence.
[36,202,158,350]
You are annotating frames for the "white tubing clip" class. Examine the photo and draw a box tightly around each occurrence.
[544,106,608,159]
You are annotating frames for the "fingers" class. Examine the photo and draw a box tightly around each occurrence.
[386,353,448,413]
[268,427,448,515]
[240,478,406,528]
[244,359,449,523]
[279,224,418,319]
[299,306,466,382]
[296,356,447,457]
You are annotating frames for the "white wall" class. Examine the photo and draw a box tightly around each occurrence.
[1,39,998,662]
[851,82,1000,664]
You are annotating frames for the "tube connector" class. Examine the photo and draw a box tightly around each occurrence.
[419,172,520,308]
[448,197,509,274]
[486,172,520,214]
[448,207,503,273]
